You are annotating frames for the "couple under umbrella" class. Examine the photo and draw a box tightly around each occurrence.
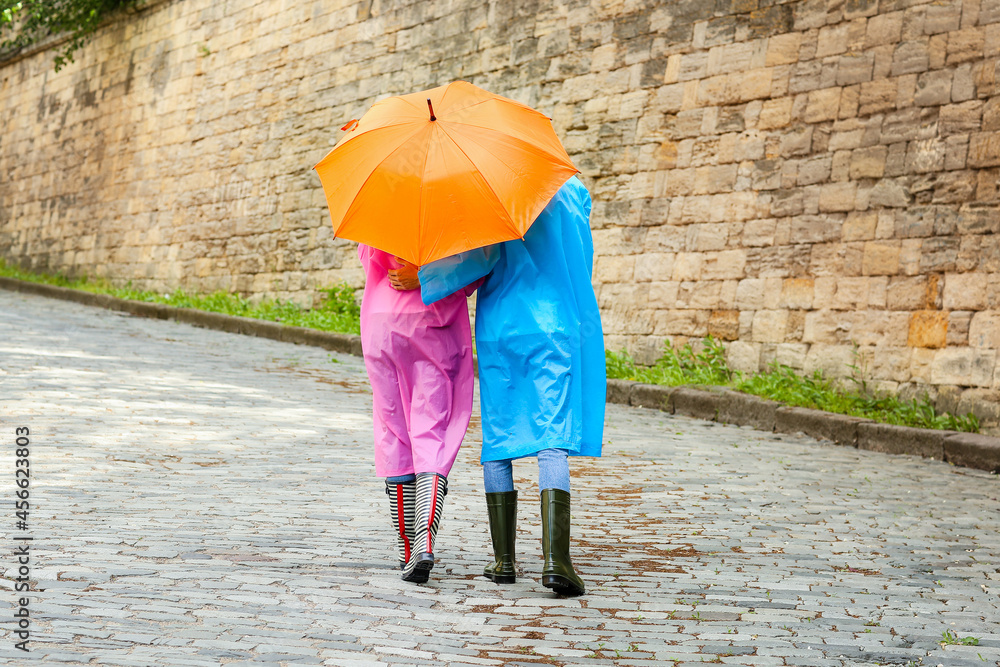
[314,81,605,596]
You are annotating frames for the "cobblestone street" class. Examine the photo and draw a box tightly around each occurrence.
[1,289,998,666]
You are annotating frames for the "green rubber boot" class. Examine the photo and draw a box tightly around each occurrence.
[540,488,585,596]
[483,491,517,584]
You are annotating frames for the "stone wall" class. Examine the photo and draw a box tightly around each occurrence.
[2,0,1000,419]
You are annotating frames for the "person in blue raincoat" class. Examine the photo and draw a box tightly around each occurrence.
[389,175,604,596]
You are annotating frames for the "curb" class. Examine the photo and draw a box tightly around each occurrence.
[607,378,1000,475]
[3,276,999,475]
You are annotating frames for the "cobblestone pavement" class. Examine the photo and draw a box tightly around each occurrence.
[0,289,998,667]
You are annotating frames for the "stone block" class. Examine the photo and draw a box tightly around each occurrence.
[857,422,945,459]
[862,241,901,275]
[701,249,747,280]
[849,146,888,179]
[842,211,877,240]
[595,255,636,282]
[891,39,931,76]
[952,61,976,101]
[931,346,997,386]
[648,281,680,308]
[788,215,841,244]
[634,253,675,282]
[697,74,739,106]
[982,0,1000,26]
[948,310,973,346]
[958,388,1000,426]
[944,432,1000,471]
[778,277,814,309]
[939,100,985,134]
[678,50,709,81]
[774,406,869,446]
[706,309,740,341]
[676,280,724,309]
[818,182,857,212]
[669,386,725,421]
[906,138,946,173]
[947,27,985,64]
[758,97,793,129]
[795,154,832,185]
[969,311,1000,348]
[630,383,673,411]
[868,179,912,207]
[765,32,802,66]
[968,131,1000,167]
[671,252,703,281]
[817,23,850,57]
[804,87,842,122]
[653,308,709,336]
[943,272,988,310]
[925,2,962,34]
[606,379,637,404]
[717,391,781,431]
[866,11,904,48]
[858,79,897,115]
[838,82,861,119]
[707,41,755,76]
[908,310,948,348]
[914,69,953,106]
[837,53,874,85]
[735,278,766,309]
[740,68,774,101]
[751,310,788,342]
[984,96,1000,132]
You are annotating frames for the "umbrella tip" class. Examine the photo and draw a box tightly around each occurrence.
[427,98,436,121]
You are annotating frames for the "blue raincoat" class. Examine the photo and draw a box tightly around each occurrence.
[419,176,605,462]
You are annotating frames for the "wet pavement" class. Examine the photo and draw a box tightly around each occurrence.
[1,289,998,666]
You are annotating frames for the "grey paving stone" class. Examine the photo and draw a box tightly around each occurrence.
[0,290,998,666]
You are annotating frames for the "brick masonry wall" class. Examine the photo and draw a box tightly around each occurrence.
[2,0,999,421]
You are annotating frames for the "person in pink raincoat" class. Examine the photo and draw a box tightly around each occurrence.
[357,244,478,584]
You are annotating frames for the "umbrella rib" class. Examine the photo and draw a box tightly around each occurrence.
[331,118,425,153]
[438,123,572,228]
[443,119,569,165]
[416,127,434,263]
[442,93,540,116]
[435,124,519,235]
[337,124,431,237]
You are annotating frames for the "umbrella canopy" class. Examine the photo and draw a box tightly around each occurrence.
[313,81,578,266]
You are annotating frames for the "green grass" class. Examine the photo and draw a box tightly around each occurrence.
[0,260,983,432]
[607,336,980,433]
[0,260,360,335]
[940,630,980,646]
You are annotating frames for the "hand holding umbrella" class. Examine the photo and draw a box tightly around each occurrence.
[388,257,419,291]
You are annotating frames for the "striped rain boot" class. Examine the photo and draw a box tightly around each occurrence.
[402,472,448,583]
[385,480,415,570]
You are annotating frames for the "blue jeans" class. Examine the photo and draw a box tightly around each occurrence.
[482,448,570,494]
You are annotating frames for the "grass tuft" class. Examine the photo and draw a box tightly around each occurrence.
[0,260,361,334]
[607,336,979,433]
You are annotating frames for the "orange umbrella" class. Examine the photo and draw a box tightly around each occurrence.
[313,81,578,266]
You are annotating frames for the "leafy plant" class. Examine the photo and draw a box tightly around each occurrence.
[941,630,980,646]
[1,0,141,71]
[606,336,732,387]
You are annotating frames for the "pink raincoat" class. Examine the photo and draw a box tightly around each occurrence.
[358,245,478,478]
